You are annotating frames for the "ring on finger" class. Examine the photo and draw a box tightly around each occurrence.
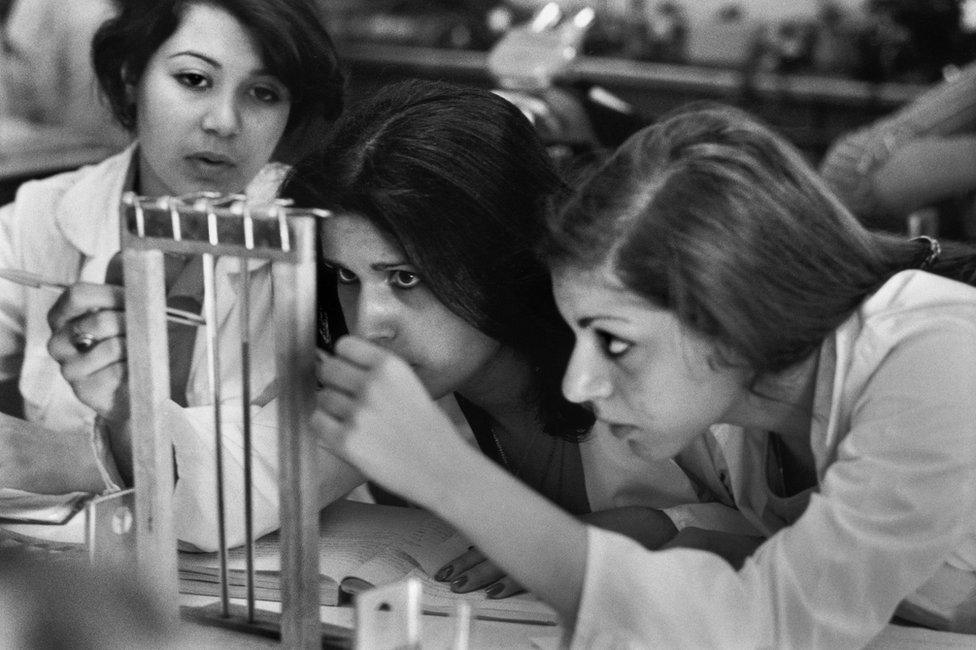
[70,324,98,353]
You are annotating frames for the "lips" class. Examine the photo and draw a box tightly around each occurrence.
[186,152,236,171]
[608,422,639,440]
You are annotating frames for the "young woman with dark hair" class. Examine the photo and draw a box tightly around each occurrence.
[91,0,343,163]
[287,78,592,447]
[314,104,976,646]
[0,0,343,548]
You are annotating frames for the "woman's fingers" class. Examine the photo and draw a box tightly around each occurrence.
[314,385,359,422]
[435,547,486,582]
[47,283,125,332]
[315,348,366,396]
[55,336,127,382]
[449,559,506,593]
[70,360,130,421]
[314,339,415,412]
[48,309,126,362]
[444,555,527,598]
[332,335,389,368]
[436,547,526,597]
[312,335,465,507]
[483,576,526,600]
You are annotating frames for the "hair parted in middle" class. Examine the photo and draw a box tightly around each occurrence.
[283,78,593,440]
[545,102,976,380]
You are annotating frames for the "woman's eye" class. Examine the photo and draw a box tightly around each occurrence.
[334,267,357,284]
[389,270,421,289]
[252,85,283,104]
[175,72,209,89]
[597,331,632,358]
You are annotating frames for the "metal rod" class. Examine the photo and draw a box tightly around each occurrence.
[202,200,229,617]
[239,202,256,622]
[170,197,182,242]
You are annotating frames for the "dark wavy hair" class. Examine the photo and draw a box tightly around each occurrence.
[282,79,593,440]
[91,0,344,161]
[545,103,976,380]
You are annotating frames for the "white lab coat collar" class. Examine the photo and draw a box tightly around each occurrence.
[54,145,135,264]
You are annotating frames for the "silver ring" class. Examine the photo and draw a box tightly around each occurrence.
[70,325,97,353]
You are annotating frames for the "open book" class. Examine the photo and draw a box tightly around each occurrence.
[178,499,559,626]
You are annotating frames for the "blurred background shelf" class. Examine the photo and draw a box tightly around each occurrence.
[337,40,928,158]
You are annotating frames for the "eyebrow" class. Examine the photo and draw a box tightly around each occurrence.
[169,50,221,68]
[168,50,275,77]
[373,262,413,271]
[321,258,413,272]
[576,315,630,329]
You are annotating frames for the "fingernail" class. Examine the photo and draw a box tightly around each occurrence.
[450,576,467,591]
[485,583,504,599]
[434,566,453,582]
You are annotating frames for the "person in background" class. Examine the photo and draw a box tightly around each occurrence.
[0,0,129,150]
[0,0,343,548]
[820,59,976,239]
[315,104,976,647]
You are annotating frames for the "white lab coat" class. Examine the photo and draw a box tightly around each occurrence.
[573,270,976,648]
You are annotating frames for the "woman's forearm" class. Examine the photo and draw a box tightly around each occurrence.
[416,443,589,625]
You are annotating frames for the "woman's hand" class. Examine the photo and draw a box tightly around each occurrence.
[313,337,471,507]
[434,506,680,599]
[435,546,525,599]
[46,283,129,423]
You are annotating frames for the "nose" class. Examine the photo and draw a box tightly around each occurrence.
[562,341,612,404]
[201,91,241,137]
[350,285,397,344]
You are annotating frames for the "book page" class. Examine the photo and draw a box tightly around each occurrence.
[0,488,90,524]
[0,507,87,548]
[179,500,463,596]
[177,499,560,624]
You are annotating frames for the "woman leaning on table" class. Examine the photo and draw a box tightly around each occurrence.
[0,0,342,544]
[315,104,976,647]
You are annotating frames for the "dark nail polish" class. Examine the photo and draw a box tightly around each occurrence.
[434,566,453,582]
[450,576,467,591]
[485,583,504,599]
